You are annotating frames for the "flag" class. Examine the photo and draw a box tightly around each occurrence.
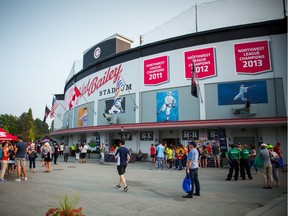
[191,61,198,98]
[43,106,51,122]
[50,96,59,118]
[114,76,125,101]
[69,86,82,109]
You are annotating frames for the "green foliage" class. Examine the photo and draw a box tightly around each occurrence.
[0,108,50,142]
[46,194,85,216]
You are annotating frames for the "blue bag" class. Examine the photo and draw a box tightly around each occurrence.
[275,158,284,168]
[182,173,192,193]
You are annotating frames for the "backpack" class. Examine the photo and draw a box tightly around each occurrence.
[275,158,284,168]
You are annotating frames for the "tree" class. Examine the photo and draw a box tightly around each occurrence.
[1,109,50,141]
[27,108,35,142]
[34,118,50,140]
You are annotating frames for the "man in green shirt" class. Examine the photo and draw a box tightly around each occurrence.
[225,144,240,181]
[240,144,253,180]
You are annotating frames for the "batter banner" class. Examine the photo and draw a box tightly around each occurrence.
[184,47,216,79]
[234,40,271,74]
[144,56,169,85]
[217,80,268,105]
[156,90,178,122]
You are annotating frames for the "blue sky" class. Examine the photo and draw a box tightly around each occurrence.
[0,0,284,126]
[0,0,197,124]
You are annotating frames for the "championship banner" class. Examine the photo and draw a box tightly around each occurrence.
[234,40,271,74]
[144,56,169,85]
[184,47,216,79]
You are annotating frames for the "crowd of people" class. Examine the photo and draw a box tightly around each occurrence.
[225,142,285,189]
[0,136,285,198]
[148,142,222,170]
[0,138,91,182]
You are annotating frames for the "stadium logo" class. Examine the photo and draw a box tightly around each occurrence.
[94,47,101,59]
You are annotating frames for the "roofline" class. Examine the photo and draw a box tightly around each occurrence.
[50,117,287,136]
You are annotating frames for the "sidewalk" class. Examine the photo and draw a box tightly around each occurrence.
[0,158,286,216]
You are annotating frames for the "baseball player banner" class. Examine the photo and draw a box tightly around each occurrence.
[105,97,126,114]
[217,80,268,105]
[156,90,178,122]
[234,40,272,74]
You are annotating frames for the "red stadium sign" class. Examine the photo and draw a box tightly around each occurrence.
[234,40,271,74]
[184,47,216,79]
[144,56,169,85]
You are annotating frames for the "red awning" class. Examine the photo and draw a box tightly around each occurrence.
[0,128,18,141]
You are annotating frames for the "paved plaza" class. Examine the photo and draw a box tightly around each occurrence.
[0,158,287,216]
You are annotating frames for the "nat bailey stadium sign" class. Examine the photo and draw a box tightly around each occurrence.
[76,64,132,97]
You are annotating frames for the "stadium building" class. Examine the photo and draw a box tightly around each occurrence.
[50,1,287,164]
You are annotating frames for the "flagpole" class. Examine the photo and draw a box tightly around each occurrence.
[119,74,139,109]
[192,58,203,103]
[46,103,64,123]
[52,93,73,124]
[80,93,97,116]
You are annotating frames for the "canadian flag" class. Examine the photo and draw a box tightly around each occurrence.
[69,86,81,109]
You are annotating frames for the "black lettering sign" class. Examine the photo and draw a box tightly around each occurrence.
[182,130,199,140]
[140,131,153,141]
[207,129,219,140]
[120,132,132,141]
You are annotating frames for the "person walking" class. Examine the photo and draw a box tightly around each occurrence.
[183,141,200,198]
[28,143,37,173]
[53,143,59,165]
[156,143,165,170]
[114,139,130,192]
[14,136,28,182]
[225,144,240,181]
[43,142,52,173]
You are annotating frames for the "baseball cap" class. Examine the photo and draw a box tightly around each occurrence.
[267,144,274,149]
[188,141,197,147]
[260,143,267,148]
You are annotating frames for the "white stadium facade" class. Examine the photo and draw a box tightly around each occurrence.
[50,0,287,164]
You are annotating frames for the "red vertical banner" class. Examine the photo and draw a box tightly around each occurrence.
[144,56,169,85]
[184,47,216,79]
[234,40,271,74]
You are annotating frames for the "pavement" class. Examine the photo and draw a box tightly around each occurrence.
[0,158,287,216]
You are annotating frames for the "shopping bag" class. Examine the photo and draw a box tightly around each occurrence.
[254,155,263,168]
[182,173,192,193]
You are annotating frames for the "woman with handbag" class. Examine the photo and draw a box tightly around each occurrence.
[43,142,52,173]
[28,143,37,173]
[267,145,280,187]
[260,143,273,189]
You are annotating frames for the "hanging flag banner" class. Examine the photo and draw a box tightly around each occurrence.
[144,56,169,85]
[184,47,216,79]
[234,40,271,74]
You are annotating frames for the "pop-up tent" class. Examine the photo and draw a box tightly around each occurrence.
[0,128,18,141]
